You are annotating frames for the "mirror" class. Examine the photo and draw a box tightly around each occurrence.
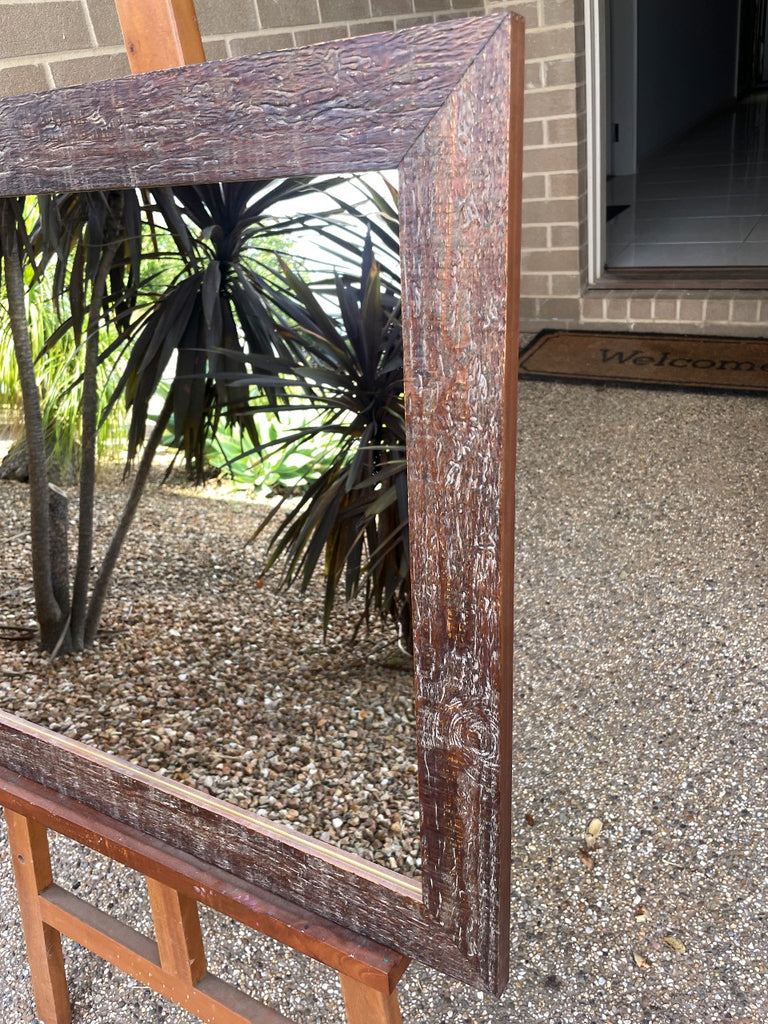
[1,170,422,876]
[0,12,522,994]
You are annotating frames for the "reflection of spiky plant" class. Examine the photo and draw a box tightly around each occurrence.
[250,234,410,648]
[1,173,409,653]
[1,191,147,653]
[104,178,332,483]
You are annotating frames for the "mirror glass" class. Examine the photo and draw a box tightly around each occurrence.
[0,171,421,877]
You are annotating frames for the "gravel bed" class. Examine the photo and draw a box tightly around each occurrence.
[0,467,420,877]
[1,379,768,1023]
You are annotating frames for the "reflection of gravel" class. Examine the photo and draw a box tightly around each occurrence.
[0,468,420,876]
[2,381,768,1024]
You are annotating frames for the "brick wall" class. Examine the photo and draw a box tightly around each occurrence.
[1,0,765,337]
[0,0,482,95]
[0,1,129,95]
[489,0,586,334]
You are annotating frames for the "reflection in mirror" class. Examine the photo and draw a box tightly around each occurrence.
[0,172,420,876]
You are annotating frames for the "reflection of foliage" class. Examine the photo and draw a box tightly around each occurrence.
[249,230,410,649]
[0,190,151,653]
[1,190,141,470]
[1,174,409,653]
[203,408,341,494]
[141,174,410,644]
[105,179,326,481]
[0,279,127,471]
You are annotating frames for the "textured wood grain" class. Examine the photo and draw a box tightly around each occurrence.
[114,0,206,73]
[0,16,507,197]
[0,13,523,995]
[399,15,524,992]
[0,717,468,974]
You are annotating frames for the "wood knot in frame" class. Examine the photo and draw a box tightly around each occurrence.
[418,700,499,784]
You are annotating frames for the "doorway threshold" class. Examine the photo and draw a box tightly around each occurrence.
[592,267,768,291]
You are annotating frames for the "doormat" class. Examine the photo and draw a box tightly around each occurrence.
[519,330,768,393]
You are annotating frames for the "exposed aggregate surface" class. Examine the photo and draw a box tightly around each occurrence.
[1,379,767,1023]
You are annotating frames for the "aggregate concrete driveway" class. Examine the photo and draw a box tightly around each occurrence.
[1,379,766,1023]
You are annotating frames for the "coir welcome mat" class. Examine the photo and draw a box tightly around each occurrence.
[519,330,768,393]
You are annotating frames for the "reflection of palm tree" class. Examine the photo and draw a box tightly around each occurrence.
[250,231,410,650]
[2,174,409,653]
[110,179,318,482]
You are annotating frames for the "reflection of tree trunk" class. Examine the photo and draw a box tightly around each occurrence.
[0,438,31,481]
[0,199,70,653]
[49,484,71,622]
[71,237,122,650]
[84,389,173,646]
[0,434,79,484]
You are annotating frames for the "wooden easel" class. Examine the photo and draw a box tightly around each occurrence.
[2,767,408,1023]
[2,4,409,1022]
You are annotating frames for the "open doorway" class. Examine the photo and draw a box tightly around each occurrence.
[600,0,768,272]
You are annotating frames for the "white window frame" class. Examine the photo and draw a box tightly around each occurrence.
[584,0,606,283]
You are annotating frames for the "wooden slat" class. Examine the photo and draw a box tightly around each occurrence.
[5,812,71,1024]
[146,877,207,985]
[39,885,292,1024]
[0,767,409,994]
[114,0,206,73]
[340,975,403,1024]
[0,16,509,196]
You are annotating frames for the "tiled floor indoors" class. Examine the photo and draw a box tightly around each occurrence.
[607,89,768,268]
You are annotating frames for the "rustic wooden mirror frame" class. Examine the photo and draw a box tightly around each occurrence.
[0,13,523,996]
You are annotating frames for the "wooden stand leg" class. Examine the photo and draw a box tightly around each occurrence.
[146,875,207,985]
[5,810,71,1024]
[114,0,206,73]
[340,974,403,1024]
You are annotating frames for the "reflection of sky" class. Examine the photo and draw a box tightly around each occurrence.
[265,170,399,285]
